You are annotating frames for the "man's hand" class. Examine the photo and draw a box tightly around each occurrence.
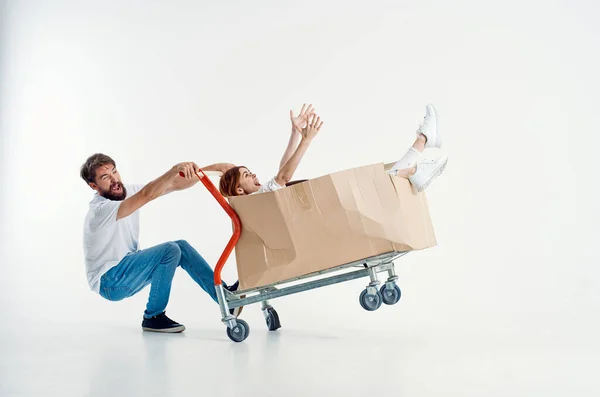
[300,113,324,141]
[175,162,201,180]
[290,103,315,134]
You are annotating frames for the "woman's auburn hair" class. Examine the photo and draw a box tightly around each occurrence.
[219,165,246,197]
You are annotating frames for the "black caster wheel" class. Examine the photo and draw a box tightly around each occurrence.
[226,319,250,342]
[264,307,281,331]
[359,288,383,311]
[380,283,401,305]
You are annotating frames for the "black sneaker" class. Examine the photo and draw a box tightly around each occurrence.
[224,280,239,292]
[142,312,185,333]
[224,281,244,317]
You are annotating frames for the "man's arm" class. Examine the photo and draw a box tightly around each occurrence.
[164,162,236,194]
[116,162,200,221]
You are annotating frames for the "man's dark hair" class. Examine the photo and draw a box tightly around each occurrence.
[80,153,116,184]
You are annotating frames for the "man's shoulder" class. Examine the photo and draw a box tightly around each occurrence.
[88,192,106,208]
[85,193,121,226]
[84,183,145,222]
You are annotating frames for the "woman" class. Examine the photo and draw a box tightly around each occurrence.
[219,103,448,197]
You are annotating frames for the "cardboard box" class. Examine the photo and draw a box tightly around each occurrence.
[228,163,437,290]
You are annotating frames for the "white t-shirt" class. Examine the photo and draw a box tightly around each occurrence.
[254,177,283,194]
[82,183,145,293]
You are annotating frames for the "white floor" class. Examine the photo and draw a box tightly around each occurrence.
[2,282,599,397]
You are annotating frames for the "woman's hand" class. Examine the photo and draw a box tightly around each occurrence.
[290,103,315,134]
[300,113,324,141]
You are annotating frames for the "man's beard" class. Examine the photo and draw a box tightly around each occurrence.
[100,181,127,201]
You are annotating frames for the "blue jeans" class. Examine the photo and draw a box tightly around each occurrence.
[99,240,218,318]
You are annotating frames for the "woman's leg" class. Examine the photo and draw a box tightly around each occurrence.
[388,134,427,173]
[386,104,447,191]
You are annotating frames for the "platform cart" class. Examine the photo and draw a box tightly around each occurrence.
[191,169,408,343]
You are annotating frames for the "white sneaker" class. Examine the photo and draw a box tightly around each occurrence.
[417,104,442,149]
[408,152,448,192]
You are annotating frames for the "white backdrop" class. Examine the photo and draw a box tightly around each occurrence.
[1,0,599,376]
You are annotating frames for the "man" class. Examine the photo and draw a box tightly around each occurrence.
[80,154,239,333]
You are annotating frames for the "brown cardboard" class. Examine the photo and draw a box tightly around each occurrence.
[228,163,437,290]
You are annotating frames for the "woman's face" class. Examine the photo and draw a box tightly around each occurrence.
[236,167,261,195]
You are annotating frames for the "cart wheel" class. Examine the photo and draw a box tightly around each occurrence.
[226,319,250,342]
[359,289,382,311]
[265,308,281,331]
[380,283,401,305]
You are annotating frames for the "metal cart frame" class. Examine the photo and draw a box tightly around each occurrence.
[192,169,409,342]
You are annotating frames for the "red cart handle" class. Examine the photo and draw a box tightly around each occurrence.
[180,170,241,286]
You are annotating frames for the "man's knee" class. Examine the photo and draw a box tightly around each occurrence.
[174,239,193,252]
[174,239,207,262]
[161,241,182,264]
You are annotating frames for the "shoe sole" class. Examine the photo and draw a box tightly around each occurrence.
[142,325,186,333]
[427,104,441,149]
[415,156,448,192]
